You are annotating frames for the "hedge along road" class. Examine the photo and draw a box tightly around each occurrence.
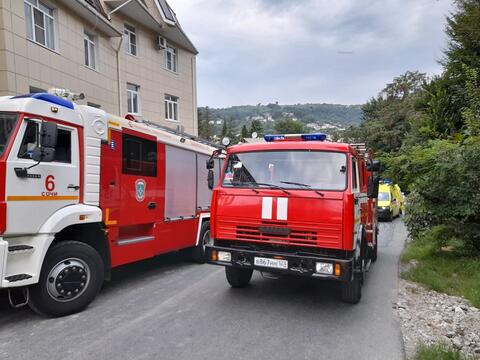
[0,219,407,360]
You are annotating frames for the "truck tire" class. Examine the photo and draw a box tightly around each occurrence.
[371,239,378,263]
[371,228,378,263]
[341,273,362,304]
[28,241,104,317]
[191,221,211,264]
[225,266,253,288]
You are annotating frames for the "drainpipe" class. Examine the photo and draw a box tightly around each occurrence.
[192,55,198,135]
[115,36,124,116]
[107,1,131,115]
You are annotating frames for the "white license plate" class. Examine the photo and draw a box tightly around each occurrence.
[254,257,288,269]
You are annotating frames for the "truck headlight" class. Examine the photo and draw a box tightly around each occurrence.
[218,251,231,262]
[315,262,333,275]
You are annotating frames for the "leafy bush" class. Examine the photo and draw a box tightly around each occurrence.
[397,137,480,253]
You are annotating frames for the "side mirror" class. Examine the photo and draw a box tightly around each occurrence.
[32,147,56,162]
[39,122,58,148]
[366,159,381,172]
[367,175,380,198]
[207,169,215,190]
[206,158,215,170]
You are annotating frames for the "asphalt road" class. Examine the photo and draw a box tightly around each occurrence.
[0,219,407,360]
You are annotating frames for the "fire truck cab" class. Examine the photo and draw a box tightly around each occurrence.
[206,134,380,304]
[0,92,218,317]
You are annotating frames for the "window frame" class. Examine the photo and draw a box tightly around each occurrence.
[124,23,137,56]
[24,0,56,51]
[351,157,359,193]
[122,133,157,177]
[17,119,72,164]
[164,94,178,122]
[221,150,349,192]
[127,83,141,115]
[84,30,97,70]
[165,43,177,73]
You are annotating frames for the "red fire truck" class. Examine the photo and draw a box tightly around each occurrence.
[0,92,220,317]
[206,133,380,303]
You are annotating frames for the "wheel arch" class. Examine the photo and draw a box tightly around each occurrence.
[194,213,210,246]
[51,223,111,281]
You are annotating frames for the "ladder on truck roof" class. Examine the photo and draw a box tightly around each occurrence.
[135,118,220,149]
[350,143,369,158]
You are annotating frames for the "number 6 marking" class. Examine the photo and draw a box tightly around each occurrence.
[45,175,55,191]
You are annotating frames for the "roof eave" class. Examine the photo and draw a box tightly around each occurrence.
[104,0,163,33]
[57,0,122,37]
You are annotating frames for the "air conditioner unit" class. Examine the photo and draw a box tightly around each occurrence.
[156,35,166,50]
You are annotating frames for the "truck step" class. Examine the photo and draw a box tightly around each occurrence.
[8,245,34,253]
[5,274,32,282]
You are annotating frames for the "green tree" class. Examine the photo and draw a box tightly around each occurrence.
[221,120,228,137]
[461,64,480,136]
[249,120,264,136]
[240,124,249,139]
[274,119,306,134]
[197,107,214,140]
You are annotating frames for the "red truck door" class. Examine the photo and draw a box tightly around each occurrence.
[100,128,162,266]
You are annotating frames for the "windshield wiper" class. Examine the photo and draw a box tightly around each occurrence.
[248,182,291,195]
[229,181,259,194]
[280,181,325,197]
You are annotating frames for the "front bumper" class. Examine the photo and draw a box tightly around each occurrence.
[206,244,353,282]
[377,207,392,219]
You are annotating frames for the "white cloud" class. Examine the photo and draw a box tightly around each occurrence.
[172,0,453,107]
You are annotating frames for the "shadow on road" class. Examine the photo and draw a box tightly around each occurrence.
[0,251,192,317]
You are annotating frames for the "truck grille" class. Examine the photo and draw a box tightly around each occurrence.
[216,218,342,248]
[236,224,317,246]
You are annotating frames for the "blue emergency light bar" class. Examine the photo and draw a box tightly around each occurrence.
[12,93,74,109]
[264,133,327,142]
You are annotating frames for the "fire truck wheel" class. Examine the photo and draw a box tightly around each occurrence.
[28,241,104,317]
[371,240,378,263]
[191,221,211,264]
[340,273,362,304]
[225,266,253,288]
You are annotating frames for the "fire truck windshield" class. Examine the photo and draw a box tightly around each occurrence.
[0,112,18,156]
[222,150,347,191]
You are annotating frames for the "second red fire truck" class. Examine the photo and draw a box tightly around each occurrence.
[206,134,380,303]
[0,92,220,317]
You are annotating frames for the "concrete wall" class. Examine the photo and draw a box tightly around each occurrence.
[0,0,197,134]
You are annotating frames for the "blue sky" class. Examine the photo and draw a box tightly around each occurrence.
[173,0,453,108]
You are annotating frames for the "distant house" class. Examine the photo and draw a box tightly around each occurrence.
[0,0,199,134]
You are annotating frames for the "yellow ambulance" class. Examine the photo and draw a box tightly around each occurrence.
[377,181,402,221]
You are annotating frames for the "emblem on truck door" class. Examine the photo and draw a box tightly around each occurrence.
[135,179,146,202]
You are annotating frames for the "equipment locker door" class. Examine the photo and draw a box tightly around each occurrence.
[119,130,159,227]
[100,128,163,266]
[6,118,80,234]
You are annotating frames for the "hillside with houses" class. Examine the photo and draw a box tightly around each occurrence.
[197,103,362,140]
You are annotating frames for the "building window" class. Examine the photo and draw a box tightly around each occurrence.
[164,94,178,121]
[29,86,46,93]
[84,31,96,70]
[127,83,140,115]
[87,102,101,109]
[124,24,137,56]
[165,44,177,72]
[24,0,56,50]
[122,133,157,177]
